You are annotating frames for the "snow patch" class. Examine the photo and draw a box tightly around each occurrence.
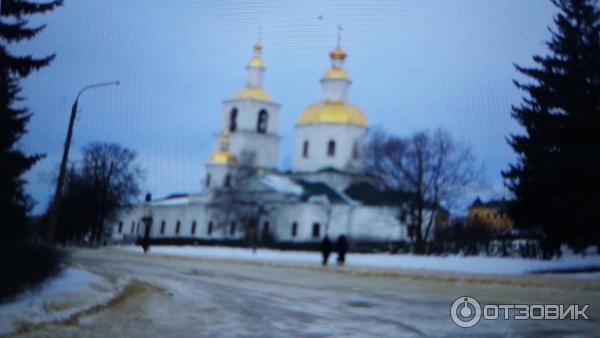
[0,268,123,336]
[118,245,600,277]
[261,175,303,195]
[151,196,190,206]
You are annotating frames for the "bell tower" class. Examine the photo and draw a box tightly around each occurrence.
[205,42,281,189]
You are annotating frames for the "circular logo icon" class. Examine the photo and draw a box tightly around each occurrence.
[451,296,482,328]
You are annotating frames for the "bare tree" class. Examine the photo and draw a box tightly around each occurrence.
[365,128,480,253]
[209,153,277,251]
[56,143,144,244]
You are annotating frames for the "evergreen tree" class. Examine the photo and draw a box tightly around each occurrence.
[503,0,600,255]
[0,0,62,243]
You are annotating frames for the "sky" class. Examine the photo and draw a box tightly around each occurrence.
[12,0,558,215]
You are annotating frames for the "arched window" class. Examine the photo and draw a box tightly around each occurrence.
[352,142,360,159]
[206,173,211,188]
[230,221,236,235]
[257,109,268,133]
[160,221,166,234]
[207,221,213,235]
[175,221,181,235]
[327,140,336,157]
[312,223,320,238]
[191,221,197,235]
[118,221,123,233]
[224,174,231,187]
[229,108,238,132]
[291,222,298,237]
[262,221,270,239]
[302,141,309,158]
[131,221,135,234]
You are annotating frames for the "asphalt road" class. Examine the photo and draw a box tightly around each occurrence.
[9,248,600,338]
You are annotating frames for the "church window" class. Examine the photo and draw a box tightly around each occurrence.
[160,221,166,234]
[224,174,231,187]
[175,221,181,235]
[327,140,336,157]
[399,211,407,223]
[291,222,298,237]
[230,221,236,235]
[118,221,123,233]
[131,221,135,234]
[262,221,270,239]
[191,221,197,235]
[352,142,360,159]
[206,173,211,188]
[302,141,309,158]
[257,109,268,133]
[312,223,320,238]
[229,108,238,132]
[207,221,213,235]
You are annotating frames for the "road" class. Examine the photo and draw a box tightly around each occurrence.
[9,248,600,338]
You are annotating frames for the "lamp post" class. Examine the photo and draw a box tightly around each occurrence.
[46,81,120,242]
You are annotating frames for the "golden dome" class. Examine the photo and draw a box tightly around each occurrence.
[209,151,236,165]
[248,57,264,69]
[297,101,366,127]
[233,87,271,102]
[322,68,350,81]
[330,47,347,61]
[248,41,264,68]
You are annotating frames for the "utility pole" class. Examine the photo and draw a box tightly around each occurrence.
[46,81,120,242]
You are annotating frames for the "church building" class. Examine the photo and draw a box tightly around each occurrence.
[111,39,445,249]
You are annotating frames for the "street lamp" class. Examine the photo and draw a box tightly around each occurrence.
[46,81,120,242]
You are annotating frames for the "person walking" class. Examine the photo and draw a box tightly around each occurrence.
[320,235,332,266]
[141,215,152,255]
[336,235,348,266]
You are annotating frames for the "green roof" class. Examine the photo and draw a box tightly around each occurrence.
[344,182,410,206]
[295,180,347,203]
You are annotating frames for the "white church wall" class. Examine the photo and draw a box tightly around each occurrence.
[229,131,280,168]
[347,206,406,241]
[111,199,414,245]
[221,100,280,135]
[246,67,263,88]
[111,207,144,241]
[293,124,366,173]
[273,203,331,242]
[271,203,407,243]
[218,99,281,169]
[205,164,229,189]
[321,79,350,102]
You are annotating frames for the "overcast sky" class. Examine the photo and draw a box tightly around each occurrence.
[14,0,557,214]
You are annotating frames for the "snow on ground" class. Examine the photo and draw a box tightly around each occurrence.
[0,268,123,336]
[119,245,600,276]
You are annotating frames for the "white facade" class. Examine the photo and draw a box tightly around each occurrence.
[111,42,445,248]
[220,99,281,169]
[293,124,366,173]
[292,44,367,174]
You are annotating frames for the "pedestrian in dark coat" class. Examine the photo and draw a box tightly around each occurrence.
[336,235,348,265]
[321,235,332,266]
[141,216,152,255]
